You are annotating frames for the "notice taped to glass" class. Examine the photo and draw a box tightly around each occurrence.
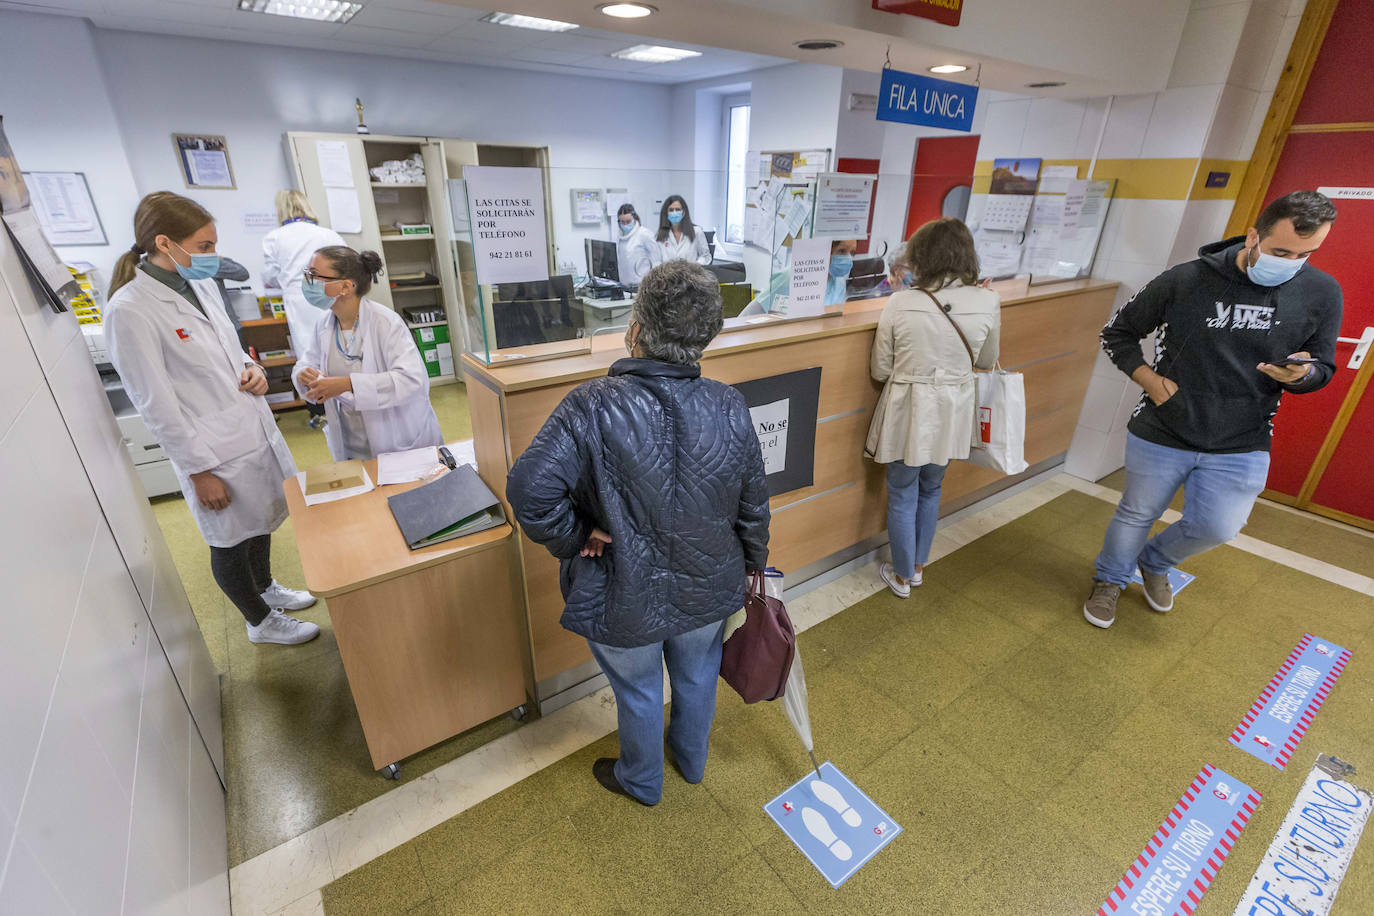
[463,166,549,285]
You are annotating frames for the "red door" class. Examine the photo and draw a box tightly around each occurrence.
[1257,0,1374,529]
[904,135,980,238]
[836,156,880,255]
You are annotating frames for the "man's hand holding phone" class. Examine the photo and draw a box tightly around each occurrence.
[1258,351,1316,384]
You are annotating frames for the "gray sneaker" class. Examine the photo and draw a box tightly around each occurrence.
[1138,565,1174,612]
[1083,581,1121,629]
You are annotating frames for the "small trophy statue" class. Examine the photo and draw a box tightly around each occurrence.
[355,98,370,135]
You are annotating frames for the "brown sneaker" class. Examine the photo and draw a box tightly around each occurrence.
[1083,580,1121,629]
[1138,564,1174,612]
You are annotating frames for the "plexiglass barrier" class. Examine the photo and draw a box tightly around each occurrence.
[447,165,1113,365]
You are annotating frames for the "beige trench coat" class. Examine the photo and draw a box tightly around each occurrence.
[865,282,1001,466]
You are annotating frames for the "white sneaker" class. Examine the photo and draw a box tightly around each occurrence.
[880,562,910,599]
[247,609,321,646]
[260,580,317,611]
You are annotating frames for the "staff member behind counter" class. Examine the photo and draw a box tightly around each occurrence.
[615,203,661,287]
[826,239,857,306]
[655,195,711,265]
[106,192,320,647]
[291,246,443,461]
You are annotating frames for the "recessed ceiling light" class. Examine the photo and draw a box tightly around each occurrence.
[611,44,701,63]
[481,11,579,31]
[597,3,656,18]
[1026,80,1067,88]
[794,39,844,51]
[929,64,968,74]
[237,0,362,23]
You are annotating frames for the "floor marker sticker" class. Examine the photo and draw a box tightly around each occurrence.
[1098,765,1259,916]
[1233,755,1372,916]
[1130,567,1196,595]
[1229,634,1351,770]
[764,761,901,888]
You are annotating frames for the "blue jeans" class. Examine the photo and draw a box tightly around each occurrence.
[587,619,725,805]
[1095,433,1270,587]
[886,461,948,579]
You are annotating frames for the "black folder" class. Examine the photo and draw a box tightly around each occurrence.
[385,464,505,550]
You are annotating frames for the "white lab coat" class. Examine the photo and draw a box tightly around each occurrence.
[106,269,297,548]
[261,219,346,357]
[658,229,711,265]
[616,225,661,286]
[865,282,1001,467]
[291,297,443,460]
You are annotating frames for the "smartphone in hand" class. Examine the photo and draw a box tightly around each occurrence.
[1274,356,1319,366]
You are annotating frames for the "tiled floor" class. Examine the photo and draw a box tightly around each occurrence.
[148,383,523,868]
[306,489,1374,915]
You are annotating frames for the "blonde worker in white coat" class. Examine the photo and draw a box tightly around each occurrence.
[654,195,711,265]
[106,192,320,646]
[614,203,661,287]
[261,190,345,428]
[866,218,1000,599]
[291,246,443,461]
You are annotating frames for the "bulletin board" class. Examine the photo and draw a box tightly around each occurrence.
[743,148,831,252]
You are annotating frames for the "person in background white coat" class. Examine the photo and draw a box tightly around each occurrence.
[291,246,443,461]
[261,190,346,429]
[655,195,711,266]
[615,203,661,288]
[866,218,1000,598]
[106,192,320,646]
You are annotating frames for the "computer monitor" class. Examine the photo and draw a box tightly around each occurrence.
[846,256,888,296]
[585,238,619,285]
[703,229,716,258]
[494,274,578,348]
[705,260,746,284]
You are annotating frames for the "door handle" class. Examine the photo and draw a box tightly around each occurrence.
[1336,327,1372,370]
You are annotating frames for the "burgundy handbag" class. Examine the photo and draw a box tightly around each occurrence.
[720,571,796,703]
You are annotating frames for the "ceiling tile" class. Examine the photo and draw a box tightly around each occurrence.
[346,5,464,33]
[507,47,593,64]
[334,23,441,48]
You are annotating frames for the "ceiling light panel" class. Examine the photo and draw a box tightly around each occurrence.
[610,44,700,63]
[929,64,968,73]
[598,3,656,19]
[237,0,363,23]
[481,11,579,32]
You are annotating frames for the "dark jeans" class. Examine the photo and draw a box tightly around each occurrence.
[210,534,272,626]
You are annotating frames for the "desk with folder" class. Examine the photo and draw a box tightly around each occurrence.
[284,450,529,776]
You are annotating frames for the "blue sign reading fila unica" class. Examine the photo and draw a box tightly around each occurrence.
[1098,766,1259,916]
[877,68,978,131]
[1230,634,1351,770]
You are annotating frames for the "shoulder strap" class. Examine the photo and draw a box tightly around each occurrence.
[917,287,975,369]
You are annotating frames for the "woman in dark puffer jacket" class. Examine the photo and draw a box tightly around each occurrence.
[508,260,770,806]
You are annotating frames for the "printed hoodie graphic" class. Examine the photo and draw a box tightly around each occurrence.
[1099,237,1342,454]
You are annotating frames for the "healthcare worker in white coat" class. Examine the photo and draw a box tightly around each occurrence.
[654,195,712,265]
[614,203,661,288]
[106,192,320,646]
[261,190,345,428]
[290,246,443,461]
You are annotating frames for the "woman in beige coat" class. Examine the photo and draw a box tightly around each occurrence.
[866,218,1000,597]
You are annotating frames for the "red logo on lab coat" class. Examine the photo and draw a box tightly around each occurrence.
[176,328,190,340]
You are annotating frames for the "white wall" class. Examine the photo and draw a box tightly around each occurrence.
[0,11,144,282]
[87,26,676,290]
[0,183,227,915]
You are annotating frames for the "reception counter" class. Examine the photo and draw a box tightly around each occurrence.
[462,278,1119,709]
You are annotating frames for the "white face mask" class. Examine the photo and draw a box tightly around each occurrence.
[1246,246,1306,287]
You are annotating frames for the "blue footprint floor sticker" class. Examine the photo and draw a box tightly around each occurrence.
[765,761,902,887]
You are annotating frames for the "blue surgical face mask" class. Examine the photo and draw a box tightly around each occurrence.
[171,241,219,281]
[302,278,337,309]
[1246,246,1306,287]
[619,221,635,235]
[829,253,854,278]
[667,210,684,225]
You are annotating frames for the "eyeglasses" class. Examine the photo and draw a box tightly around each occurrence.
[303,268,344,283]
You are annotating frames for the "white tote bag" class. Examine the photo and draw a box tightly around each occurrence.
[966,366,1028,475]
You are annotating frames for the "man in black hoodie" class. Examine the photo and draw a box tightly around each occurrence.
[1084,191,1342,629]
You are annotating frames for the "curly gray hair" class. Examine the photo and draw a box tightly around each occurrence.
[631,260,723,365]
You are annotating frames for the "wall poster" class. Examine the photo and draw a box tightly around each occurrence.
[731,367,822,497]
[173,134,236,189]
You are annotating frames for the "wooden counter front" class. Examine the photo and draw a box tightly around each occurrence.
[463,278,1118,692]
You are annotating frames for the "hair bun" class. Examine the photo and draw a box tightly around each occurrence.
[359,250,384,277]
